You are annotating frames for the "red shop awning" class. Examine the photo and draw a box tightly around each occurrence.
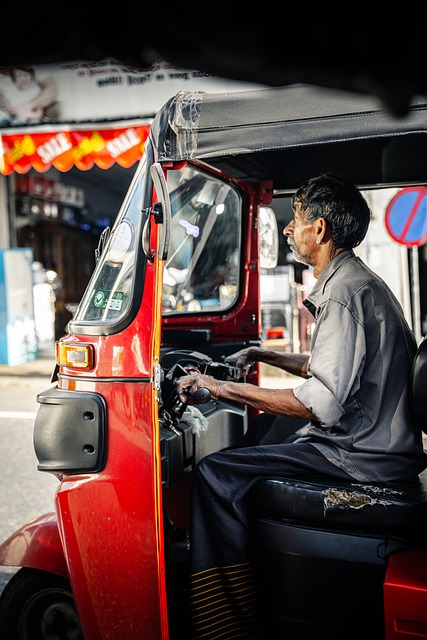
[0,124,151,175]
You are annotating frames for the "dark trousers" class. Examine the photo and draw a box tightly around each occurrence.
[189,414,354,639]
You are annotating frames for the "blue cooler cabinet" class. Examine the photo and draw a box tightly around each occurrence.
[0,248,37,365]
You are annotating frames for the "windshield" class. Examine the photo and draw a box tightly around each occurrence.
[70,160,242,332]
[71,154,148,330]
[163,166,241,314]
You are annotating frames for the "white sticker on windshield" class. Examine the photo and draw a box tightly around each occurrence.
[179,218,199,238]
[107,219,135,263]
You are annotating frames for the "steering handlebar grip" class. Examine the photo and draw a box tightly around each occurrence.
[192,387,211,404]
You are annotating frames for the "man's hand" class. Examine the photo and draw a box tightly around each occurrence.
[12,101,43,120]
[224,347,257,375]
[176,372,224,403]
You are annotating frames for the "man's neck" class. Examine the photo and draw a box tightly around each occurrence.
[312,246,347,278]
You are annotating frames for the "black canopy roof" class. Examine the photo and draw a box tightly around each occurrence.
[150,85,427,192]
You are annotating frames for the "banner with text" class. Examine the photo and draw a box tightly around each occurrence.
[0,125,151,174]
[0,59,261,128]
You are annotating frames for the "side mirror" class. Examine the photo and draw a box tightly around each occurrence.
[259,206,279,269]
[151,162,171,261]
[95,226,111,263]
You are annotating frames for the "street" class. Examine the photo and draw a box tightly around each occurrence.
[0,357,58,595]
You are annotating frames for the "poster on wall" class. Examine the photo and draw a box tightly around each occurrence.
[0,59,262,128]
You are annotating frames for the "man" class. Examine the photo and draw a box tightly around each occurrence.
[176,173,427,640]
[0,66,59,125]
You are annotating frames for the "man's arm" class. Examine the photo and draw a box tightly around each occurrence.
[31,76,58,110]
[11,76,58,120]
[176,373,316,420]
[225,346,310,378]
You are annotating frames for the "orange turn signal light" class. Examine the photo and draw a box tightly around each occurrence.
[55,342,95,370]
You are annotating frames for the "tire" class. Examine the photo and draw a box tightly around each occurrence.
[0,567,83,640]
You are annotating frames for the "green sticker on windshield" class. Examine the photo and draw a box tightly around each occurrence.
[93,290,124,310]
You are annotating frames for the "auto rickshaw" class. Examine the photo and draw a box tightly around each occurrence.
[0,84,427,640]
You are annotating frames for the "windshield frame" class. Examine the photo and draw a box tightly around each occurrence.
[68,142,154,336]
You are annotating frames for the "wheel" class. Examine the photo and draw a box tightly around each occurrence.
[0,567,83,640]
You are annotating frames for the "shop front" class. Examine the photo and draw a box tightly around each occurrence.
[2,124,149,339]
[0,59,261,345]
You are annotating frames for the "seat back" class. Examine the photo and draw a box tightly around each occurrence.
[410,336,427,435]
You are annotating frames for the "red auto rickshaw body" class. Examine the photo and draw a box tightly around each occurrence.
[1,85,427,640]
[0,513,68,578]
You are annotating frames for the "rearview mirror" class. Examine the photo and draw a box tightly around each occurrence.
[259,206,279,269]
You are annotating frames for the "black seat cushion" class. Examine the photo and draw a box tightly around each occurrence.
[411,336,427,434]
[252,471,427,536]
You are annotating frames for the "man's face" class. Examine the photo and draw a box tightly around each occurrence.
[14,70,33,90]
[283,200,318,266]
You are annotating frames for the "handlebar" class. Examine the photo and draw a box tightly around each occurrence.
[191,387,212,404]
[175,384,212,405]
[160,352,248,425]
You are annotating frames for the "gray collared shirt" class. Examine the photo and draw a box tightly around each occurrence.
[293,249,427,483]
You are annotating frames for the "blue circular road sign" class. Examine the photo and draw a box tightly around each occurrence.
[385,186,427,247]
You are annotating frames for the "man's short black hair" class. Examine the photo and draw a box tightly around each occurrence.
[292,173,371,248]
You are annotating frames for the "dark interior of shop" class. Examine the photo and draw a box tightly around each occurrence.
[11,163,137,340]
[49,163,137,228]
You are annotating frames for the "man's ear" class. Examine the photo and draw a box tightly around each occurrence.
[315,217,329,244]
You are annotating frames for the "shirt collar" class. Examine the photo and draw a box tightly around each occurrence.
[303,249,355,317]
